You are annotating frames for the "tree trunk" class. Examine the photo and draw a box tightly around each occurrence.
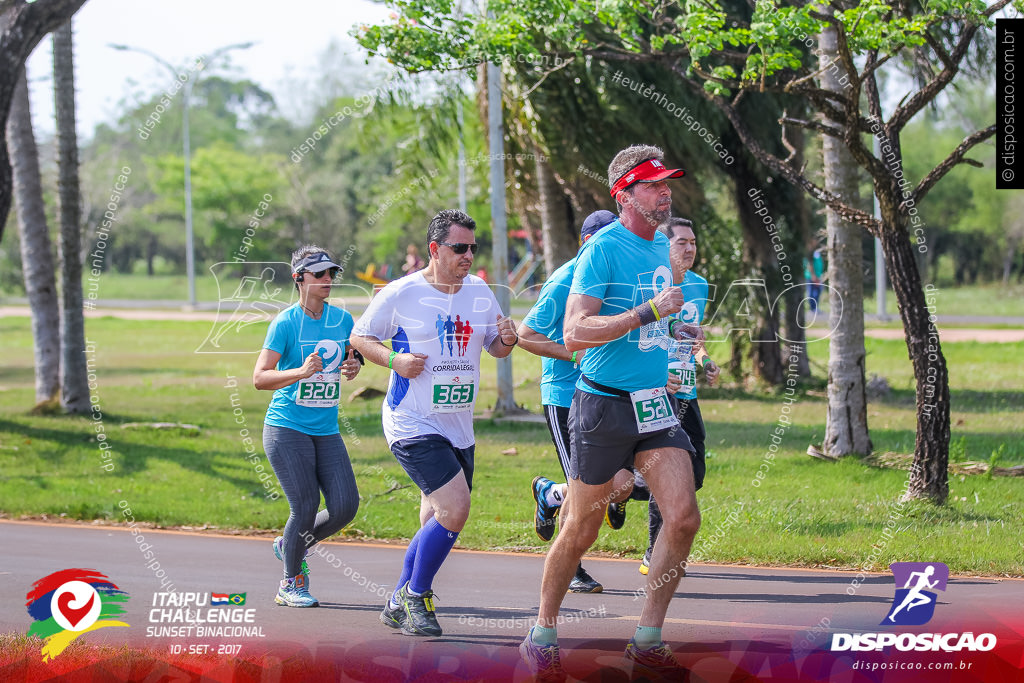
[535,149,576,277]
[1002,202,1023,284]
[819,17,871,457]
[53,20,89,414]
[6,67,60,405]
[1003,242,1017,285]
[733,161,783,385]
[878,205,950,503]
[147,233,157,276]
[0,0,88,236]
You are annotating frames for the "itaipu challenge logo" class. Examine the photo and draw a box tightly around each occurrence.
[25,569,130,661]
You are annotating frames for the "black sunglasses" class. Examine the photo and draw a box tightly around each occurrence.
[438,242,479,255]
[306,267,339,280]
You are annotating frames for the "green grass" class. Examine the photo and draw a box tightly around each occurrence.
[3,273,1023,320]
[3,272,224,302]
[860,283,1024,319]
[0,316,1021,575]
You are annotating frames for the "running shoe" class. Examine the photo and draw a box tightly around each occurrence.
[397,581,442,637]
[274,573,318,608]
[638,554,686,578]
[273,535,311,586]
[532,476,561,542]
[379,597,405,629]
[567,565,603,593]
[519,629,567,683]
[605,499,627,530]
[624,639,688,681]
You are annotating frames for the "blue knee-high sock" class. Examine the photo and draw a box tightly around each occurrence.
[409,517,459,595]
[391,528,423,604]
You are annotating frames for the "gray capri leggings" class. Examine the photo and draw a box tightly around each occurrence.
[263,424,359,577]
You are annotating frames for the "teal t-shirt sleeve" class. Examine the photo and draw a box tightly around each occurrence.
[522,296,554,337]
[264,313,291,355]
[570,240,610,300]
[523,276,569,340]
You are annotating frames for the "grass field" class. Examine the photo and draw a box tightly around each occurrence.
[3,274,1024,320]
[0,315,1021,575]
[864,282,1024,319]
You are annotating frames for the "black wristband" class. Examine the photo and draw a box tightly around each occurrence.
[635,302,657,326]
[500,334,518,347]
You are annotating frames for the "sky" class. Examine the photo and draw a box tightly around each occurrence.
[25,0,393,139]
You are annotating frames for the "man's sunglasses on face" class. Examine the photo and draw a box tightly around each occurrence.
[438,242,479,255]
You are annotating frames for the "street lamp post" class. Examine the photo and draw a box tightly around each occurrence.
[109,42,254,307]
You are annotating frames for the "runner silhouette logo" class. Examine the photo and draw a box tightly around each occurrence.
[883,562,949,626]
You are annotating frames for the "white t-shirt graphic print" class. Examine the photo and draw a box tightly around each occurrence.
[353,272,501,448]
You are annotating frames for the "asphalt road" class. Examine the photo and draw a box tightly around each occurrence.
[2,520,1021,681]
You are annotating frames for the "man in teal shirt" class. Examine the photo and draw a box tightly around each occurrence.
[520,145,699,681]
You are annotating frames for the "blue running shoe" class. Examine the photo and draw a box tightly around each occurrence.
[532,476,561,542]
[275,573,318,608]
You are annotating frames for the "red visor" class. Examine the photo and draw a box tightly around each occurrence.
[609,158,685,197]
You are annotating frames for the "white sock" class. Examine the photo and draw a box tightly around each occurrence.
[545,484,567,507]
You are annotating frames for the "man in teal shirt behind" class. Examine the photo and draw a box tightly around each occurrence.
[636,217,720,576]
[518,210,635,594]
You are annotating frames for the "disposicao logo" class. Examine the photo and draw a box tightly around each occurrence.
[25,569,130,661]
[831,561,996,653]
[884,561,948,625]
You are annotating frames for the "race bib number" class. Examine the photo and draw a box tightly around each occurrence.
[431,375,475,413]
[629,386,678,434]
[669,359,697,395]
[680,361,697,394]
[296,371,340,407]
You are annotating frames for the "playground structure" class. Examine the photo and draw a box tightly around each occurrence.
[355,263,395,287]
[508,253,541,291]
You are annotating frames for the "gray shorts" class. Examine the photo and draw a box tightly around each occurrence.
[567,388,693,485]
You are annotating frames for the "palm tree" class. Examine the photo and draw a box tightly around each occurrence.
[53,19,89,414]
[0,0,88,234]
[6,66,60,406]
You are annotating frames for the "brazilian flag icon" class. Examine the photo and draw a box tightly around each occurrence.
[229,593,246,606]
